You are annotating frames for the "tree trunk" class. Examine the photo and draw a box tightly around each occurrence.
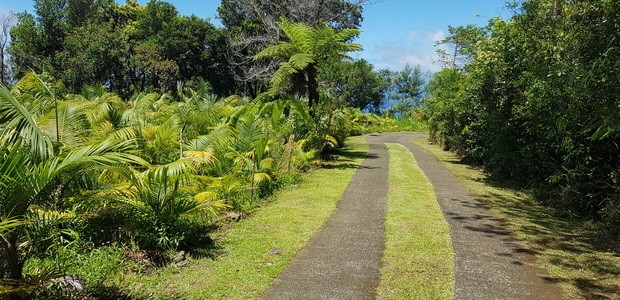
[3,233,23,280]
[307,64,319,118]
[0,49,4,86]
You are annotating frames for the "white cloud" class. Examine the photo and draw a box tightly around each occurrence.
[407,30,419,41]
[363,29,446,72]
[427,30,446,43]
[370,45,439,72]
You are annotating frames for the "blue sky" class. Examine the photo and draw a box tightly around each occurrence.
[1,0,511,72]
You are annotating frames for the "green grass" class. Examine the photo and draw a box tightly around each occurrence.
[117,135,368,300]
[377,143,454,300]
[414,137,620,300]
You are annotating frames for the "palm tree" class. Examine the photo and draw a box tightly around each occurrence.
[254,18,362,116]
[0,84,145,280]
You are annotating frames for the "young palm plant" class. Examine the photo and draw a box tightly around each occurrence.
[107,158,226,249]
[0,83,145,281]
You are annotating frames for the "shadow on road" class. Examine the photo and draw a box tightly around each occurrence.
[434,145,620,299]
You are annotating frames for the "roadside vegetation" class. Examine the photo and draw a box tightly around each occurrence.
[422,2,620,297]
[1,0,618,298]
[0,1,425,298]
[0,74,327,298]
[378,143,454,299]
[415,137,620,299]
[426,0,620,234]
[119,136,367,300]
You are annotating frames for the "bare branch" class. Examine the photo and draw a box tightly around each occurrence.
[0,12,16,85]
[220,0,373,85]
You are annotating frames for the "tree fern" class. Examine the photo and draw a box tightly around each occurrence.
[254,17,361,112]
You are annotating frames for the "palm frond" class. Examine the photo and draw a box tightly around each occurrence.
[253,172,272,186]
[260,157,275,171]
[32,72,58,104]
[109,126,137,141]
[192,191,229,216]
[0,85,53,160]
[183,150,218,167]
[0,218,27,243]
[38,99,87,148]
[186,123,231,151]
[121,93,161,125]
[0,144,36,220]
[235,112,266,152]
[259,100,287,132]
[226,104,251,128]
[286,96,313,128]
[34,139,148,193]
[148,158,195,184]
[324,134,339,147]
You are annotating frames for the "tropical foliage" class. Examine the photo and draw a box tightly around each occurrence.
[254,18,362,114]
[426,0,620,228]
[9,0,233,96]
[0,0,426,297]
[0,73,325,296]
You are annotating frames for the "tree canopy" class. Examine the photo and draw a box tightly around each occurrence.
[217,0,371,93]
[426,0,620,226]
[254,18,362,114]
[9,0,233,96]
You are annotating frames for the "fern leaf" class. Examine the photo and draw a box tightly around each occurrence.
[254,42,298,60]
[288,53,314,70]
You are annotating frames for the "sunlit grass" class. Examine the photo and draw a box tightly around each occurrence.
[377,143,454,300]
[118,136,368,300]
[414,137,620,300]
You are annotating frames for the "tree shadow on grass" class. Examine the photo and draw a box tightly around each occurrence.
[452,169,620,298]
[416,138,620,298]
[182,236,223,260]
[89,286,150,300]
[338,149,376,161]
[0,283,151,300]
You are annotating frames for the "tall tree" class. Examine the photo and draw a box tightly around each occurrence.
[33,0,68,60]
[9,0,229,96]
[219,0,366,30]
[378,64,426,117]
[218,0,374,93]
[321,58,387,112]
[254,18,361,115]
[9,13,43,79]
[435,24,487,69]
[390,63,425,105]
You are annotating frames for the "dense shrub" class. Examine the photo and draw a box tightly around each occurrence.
[426,0,620,227]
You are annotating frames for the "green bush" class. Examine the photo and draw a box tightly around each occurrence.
[424,1,620,224]
[23,245,124,290]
